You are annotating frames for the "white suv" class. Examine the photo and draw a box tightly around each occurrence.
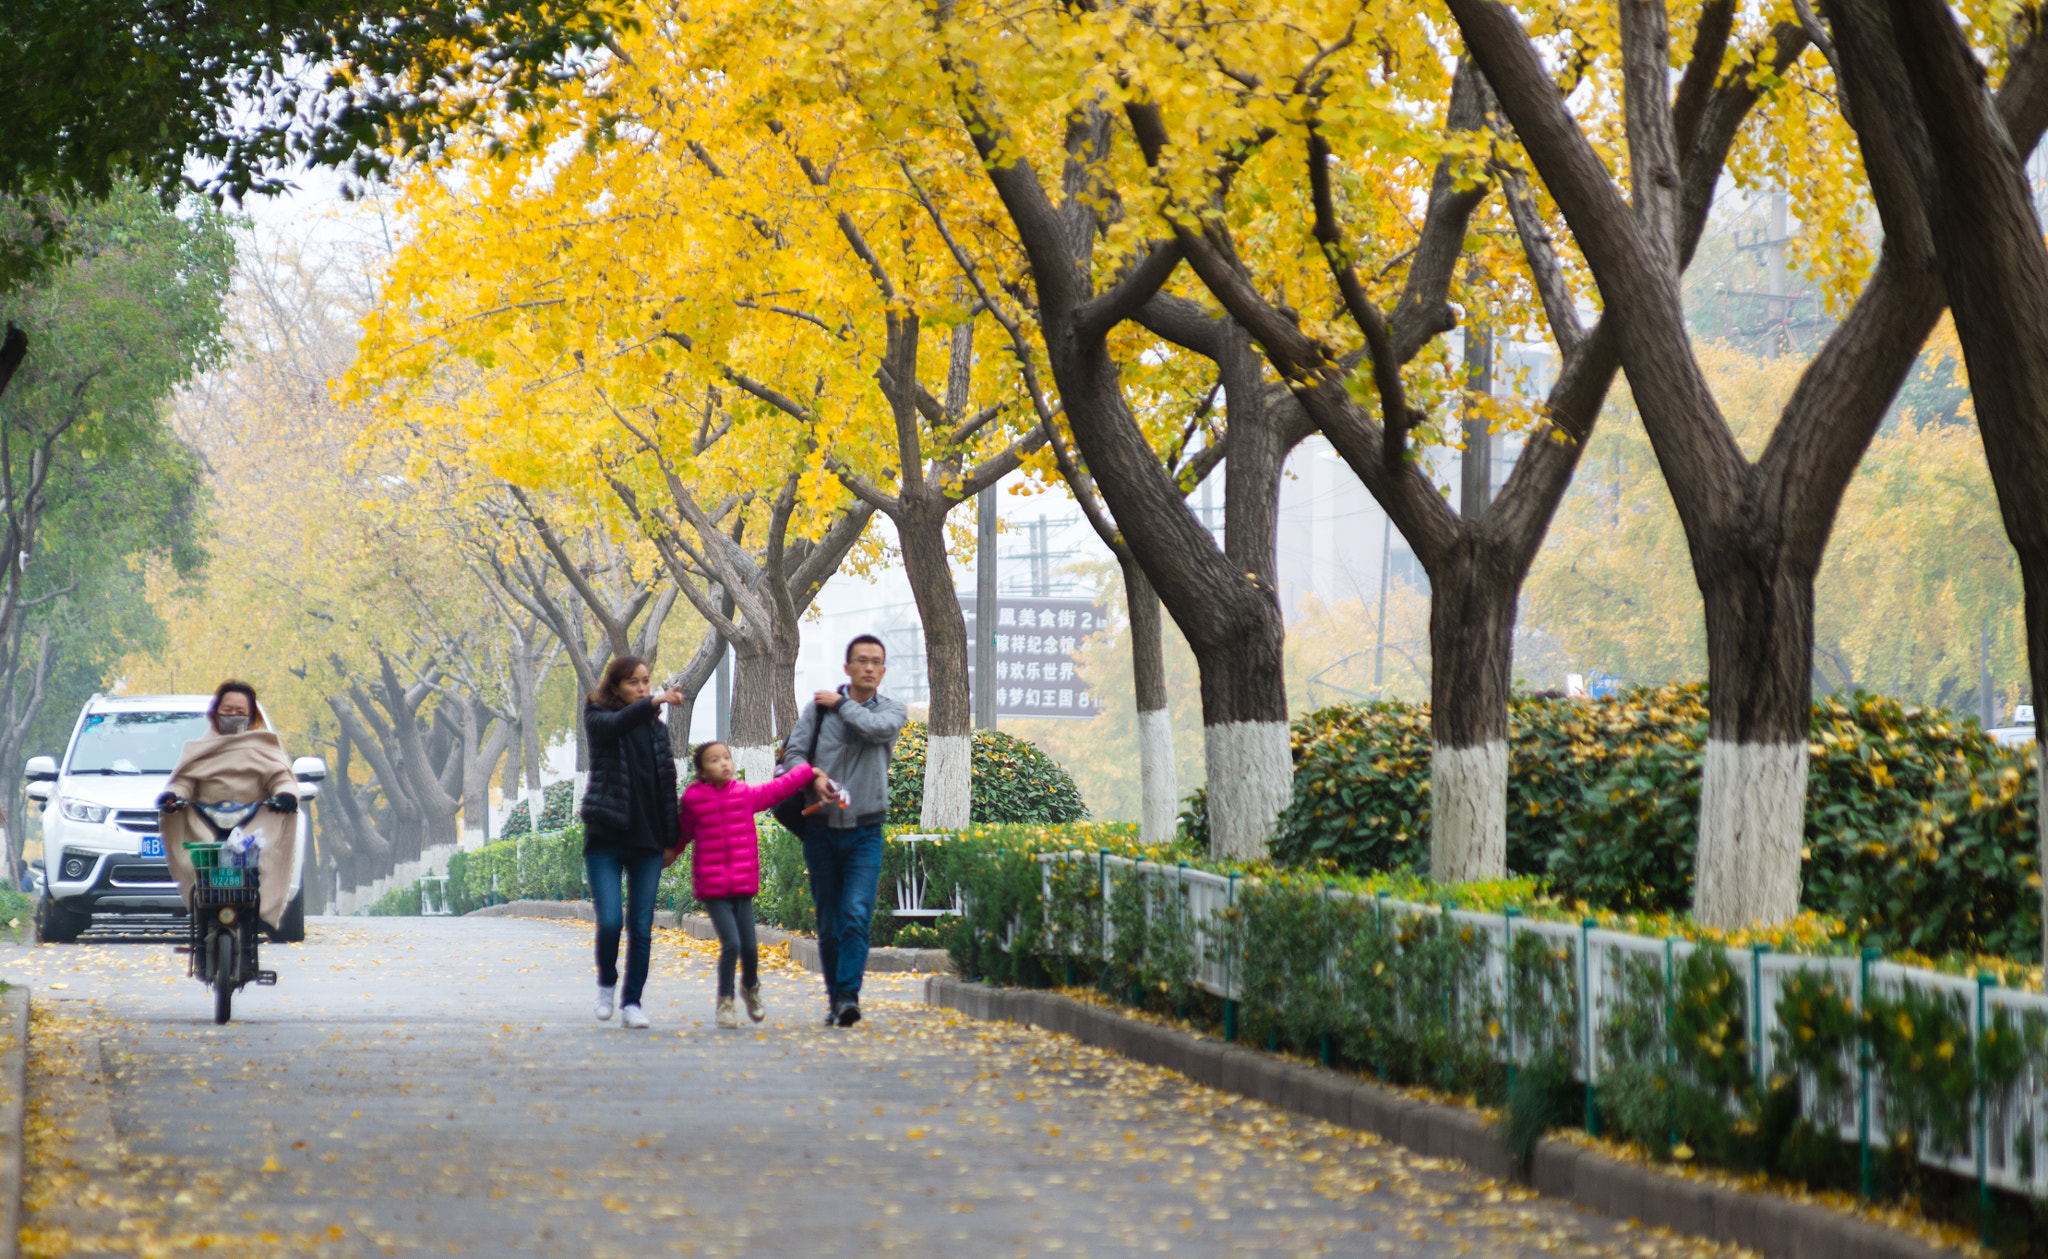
[1990,702,2037,750]
[26,693,326,944]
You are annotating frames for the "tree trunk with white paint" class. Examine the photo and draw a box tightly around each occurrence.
[731,745,778,786]
[1203,718,1293,860]
[1125,559,1177,846]
[920,734,971,831]
[728,639,779,767]
[1691,563,1816,928]
[727,628,802,785]
[1695,738,1807,928]
[462,788,490,851]
[899,510,974,831]
[1427,552,1515,883]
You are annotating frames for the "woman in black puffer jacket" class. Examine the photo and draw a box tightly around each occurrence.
[580,656,683,1029]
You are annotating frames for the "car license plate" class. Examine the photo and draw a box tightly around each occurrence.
[141,835,163,859]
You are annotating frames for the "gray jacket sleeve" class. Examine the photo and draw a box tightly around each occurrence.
[835,694,907,745]
[779,703,820,773]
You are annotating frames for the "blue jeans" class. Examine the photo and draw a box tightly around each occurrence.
[802,820,884,1003]
[586,849,663,1006]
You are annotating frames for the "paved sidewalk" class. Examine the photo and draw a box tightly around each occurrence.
[2,917,1739,1257]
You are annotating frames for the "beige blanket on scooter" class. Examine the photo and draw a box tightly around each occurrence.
[159,730,299,929]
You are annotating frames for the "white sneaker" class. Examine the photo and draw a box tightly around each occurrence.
[595,985,616,1021]
[620,1004,650,1029]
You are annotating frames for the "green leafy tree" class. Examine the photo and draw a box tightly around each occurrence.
[0,187,229,876]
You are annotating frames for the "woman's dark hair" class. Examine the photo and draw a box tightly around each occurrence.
[208,680,265,733]
[589,656,651,710]
[691,741,727,775]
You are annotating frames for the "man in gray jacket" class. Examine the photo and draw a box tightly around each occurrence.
[780,633,907,1027]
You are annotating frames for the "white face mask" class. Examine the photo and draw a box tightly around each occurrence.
[217,713,250,735]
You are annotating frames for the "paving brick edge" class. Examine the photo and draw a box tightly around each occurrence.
[462,901,953,974]
[0,985,27,1259]
[923,977,1956,1259]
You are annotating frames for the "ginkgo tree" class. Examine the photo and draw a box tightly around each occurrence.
[587,71,1053,827]
[1818,0,2048,956]
[1025,0,1820,884]
[354,22,1220,831]
[135,238,555,901]
[349,124,882,784]
[674,0,1338,857]
[1449,0,2048,925]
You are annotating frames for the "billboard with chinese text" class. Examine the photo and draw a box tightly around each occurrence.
[961,596,1105,719]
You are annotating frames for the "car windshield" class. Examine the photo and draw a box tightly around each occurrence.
[67,712,212,774]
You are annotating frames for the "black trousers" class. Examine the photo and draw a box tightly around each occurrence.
[702,896,758,999]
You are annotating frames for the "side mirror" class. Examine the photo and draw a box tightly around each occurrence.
[25,782,51,803]
[24,755,56,783]
[29,860,42,873]
[293,755,327,800]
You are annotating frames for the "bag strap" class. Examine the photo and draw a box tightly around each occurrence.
[804,695,830,764]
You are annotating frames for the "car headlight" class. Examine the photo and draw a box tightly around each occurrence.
[59,798,110,824]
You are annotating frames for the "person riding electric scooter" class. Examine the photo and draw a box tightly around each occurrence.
[156,681,301,1023]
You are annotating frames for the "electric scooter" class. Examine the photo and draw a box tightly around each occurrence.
[165,797,287,1024]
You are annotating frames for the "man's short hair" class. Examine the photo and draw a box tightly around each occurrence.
[846,633,887,663]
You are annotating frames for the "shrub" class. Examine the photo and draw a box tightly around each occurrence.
[1174,786,1210,850]
[500,779,576,838]
[885,722,1088,826]
[363,883,421,916]
[1273,687,2037,961]
[1275,688,1712,878]
[1870,758,2042,961]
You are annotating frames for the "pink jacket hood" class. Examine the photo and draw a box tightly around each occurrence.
[680,764,814,900]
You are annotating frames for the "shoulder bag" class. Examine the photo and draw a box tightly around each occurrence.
[771,705,827,839]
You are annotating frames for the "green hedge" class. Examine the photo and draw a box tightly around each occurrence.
[1271,687,2039,961]
[487,723,1084,844]
[363,817,1148,954]
[1030,859,2048,1252]
[886,722,1088,825]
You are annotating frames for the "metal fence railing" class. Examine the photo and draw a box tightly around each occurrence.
[1035,851,2048,1203]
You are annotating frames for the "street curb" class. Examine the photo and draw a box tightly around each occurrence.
[462,901,954,974]
[0,986,28,1259]
[923,977,1956,1259]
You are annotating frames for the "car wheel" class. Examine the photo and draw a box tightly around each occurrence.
[269,891,306,944]
[36,896,86,944]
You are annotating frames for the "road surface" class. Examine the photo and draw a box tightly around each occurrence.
[0,916,1738,1257]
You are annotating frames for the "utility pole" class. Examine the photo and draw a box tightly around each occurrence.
[1766,191,1789,358]
[1460,322,1494,518]
[1981,621,1997,729]
[975,486,998,729]
[1374,513,1392,689]
[713,641,730,743]
[1031,515,1050,597]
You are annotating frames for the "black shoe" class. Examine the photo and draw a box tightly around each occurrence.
[825,1000,842,1027]
[835,1001,862,1028]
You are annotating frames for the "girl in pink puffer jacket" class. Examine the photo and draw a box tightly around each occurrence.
[679,742,825,1028]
